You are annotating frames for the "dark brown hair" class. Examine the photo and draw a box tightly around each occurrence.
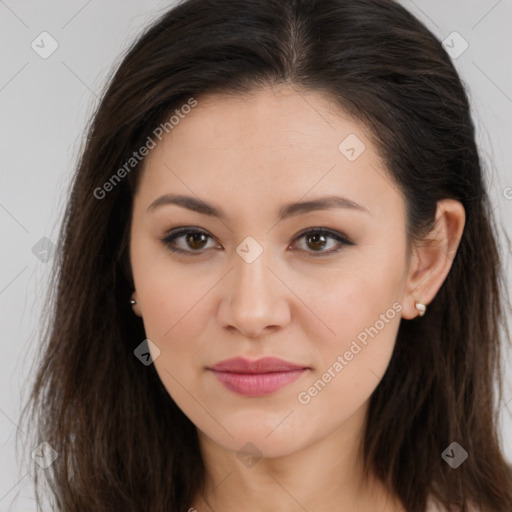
[20,0,512,510]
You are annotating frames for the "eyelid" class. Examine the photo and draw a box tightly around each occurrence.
[161,227,219,255]
[292,227,352,245]
[289,228,353,256]
[160,226,353,256]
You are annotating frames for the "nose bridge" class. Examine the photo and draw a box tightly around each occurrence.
[219,235,290,336]
[236,244,269,285]
[231,237,276,304]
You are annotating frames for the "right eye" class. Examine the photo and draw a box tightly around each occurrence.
[161,227,220,255]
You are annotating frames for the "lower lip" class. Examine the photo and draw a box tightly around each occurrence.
[209,369,307,396]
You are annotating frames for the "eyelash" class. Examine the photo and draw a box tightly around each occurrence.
[160,227,354,257]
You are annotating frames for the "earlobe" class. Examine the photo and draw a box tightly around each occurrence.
[401,199,465,320]
[414,301,427,317]
[130,292,142,317]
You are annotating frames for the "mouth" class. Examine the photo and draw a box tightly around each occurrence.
[207,356,310,396]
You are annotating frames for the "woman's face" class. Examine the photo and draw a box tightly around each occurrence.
[129,86,412,458]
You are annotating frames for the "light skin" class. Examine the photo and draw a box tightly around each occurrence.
[128,85,465,511]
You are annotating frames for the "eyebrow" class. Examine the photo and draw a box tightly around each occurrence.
[147,193,370,220]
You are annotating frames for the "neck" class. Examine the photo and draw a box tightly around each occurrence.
[190,405,405,512]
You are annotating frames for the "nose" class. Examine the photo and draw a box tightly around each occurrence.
[217,246,291,338]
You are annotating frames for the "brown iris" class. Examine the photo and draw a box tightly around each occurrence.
[186,232,209,250]
[305,232,327,251]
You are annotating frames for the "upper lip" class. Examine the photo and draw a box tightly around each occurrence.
[208,357,309,374]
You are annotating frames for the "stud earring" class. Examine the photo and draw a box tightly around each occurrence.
[415,301,427,317]
[130,298,137,305]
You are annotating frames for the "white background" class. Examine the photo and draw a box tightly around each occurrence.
[1,1,511,510]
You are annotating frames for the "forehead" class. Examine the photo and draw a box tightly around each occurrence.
[162,86,365,154]
[134,86,404,221]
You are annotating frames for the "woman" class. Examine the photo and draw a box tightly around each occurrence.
[21,0,512,510]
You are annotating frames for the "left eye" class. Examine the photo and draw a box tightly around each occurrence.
[291,228,353,255]
[161,227,353,256]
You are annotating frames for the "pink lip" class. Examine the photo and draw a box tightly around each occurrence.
[207,357,309,396]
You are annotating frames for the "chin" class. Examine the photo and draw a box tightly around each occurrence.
[204,421,310,460]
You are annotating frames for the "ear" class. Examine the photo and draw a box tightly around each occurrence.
[401,199,466,320]
[131,291,143,317]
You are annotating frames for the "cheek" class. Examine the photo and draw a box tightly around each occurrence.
[133,249,218,340]
[305,252,404,344]
[140,284,210,351]
[295,276,402,429]
[307,282,401,384]
[135,264,222,407]
[300,250,405,397]
[139,281,210,405]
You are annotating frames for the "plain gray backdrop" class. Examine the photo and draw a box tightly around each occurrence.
[1,1,511,510]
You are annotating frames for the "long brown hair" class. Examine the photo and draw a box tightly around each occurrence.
[20,0,512,510]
